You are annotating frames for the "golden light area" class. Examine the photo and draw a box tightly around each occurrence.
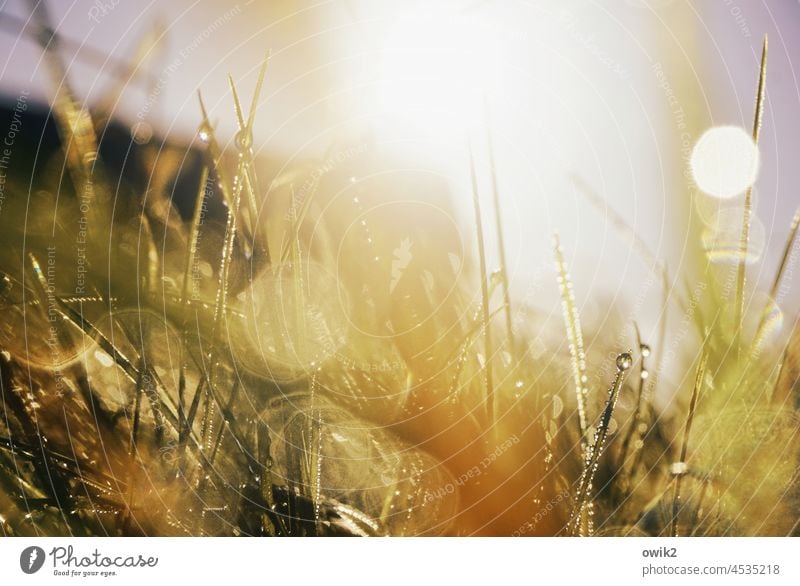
[690,125,760,199]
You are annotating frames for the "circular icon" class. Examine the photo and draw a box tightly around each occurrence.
[20,546,46,574]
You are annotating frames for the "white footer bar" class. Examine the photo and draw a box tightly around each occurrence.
[1,537,798,585]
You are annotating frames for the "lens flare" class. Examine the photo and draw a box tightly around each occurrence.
[702,206,765,264]
[690,126,759,199]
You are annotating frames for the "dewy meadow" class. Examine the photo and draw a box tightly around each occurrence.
[0,1,799,541]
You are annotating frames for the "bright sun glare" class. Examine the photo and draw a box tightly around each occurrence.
[376,8,504,134]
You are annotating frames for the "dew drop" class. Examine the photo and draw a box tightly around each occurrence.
[670,461,689,476]
[616,352,633,371]
[94,349,114,368]
[640,344,651,357]
[235,130,253,151]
